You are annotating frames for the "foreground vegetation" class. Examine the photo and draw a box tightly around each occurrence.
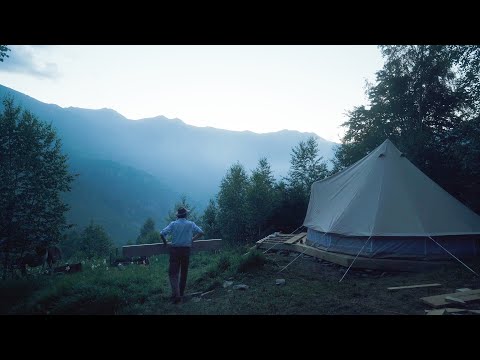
[2,247,480,315]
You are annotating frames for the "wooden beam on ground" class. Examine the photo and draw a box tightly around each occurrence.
[256,238,284,244]
[424,308,466,314]
[456,288,472,292]
[426,309,446,315]
[443,308,467,313]
[388,283,441,291]
[201,290,215,297]
[284,232,307,244]
[421,289,480,308]
[256,242,451,272]
[445,296,466,305]
[122,239,223,258]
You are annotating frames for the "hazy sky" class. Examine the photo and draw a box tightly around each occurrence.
[0,45,384,142]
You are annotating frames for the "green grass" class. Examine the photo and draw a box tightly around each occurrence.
[2,248,480,315]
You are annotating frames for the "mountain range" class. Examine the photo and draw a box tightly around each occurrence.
[0,84,338,244]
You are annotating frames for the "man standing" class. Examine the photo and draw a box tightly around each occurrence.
[160,207,204,304]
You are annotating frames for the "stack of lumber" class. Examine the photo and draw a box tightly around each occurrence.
[255,232,307,247]
[421,288,480,315]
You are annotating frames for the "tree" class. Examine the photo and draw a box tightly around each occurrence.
[201,198,221,240]
[0,45,10,63]
[139,218,155,237]
[59,230,81,260]
[165,194,201,225]
[79,222,113,259]
[333,45,480,212]
[136,217,162,244]
[246,157,278,238]
[217,162,249,243]
[0,97,75,278]
[335,46,462,171]
[285,136,329,202]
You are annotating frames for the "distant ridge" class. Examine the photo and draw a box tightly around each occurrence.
[0,83,338,244]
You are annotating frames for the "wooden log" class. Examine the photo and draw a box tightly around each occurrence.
[122,239,222,258]
[388,283,441,291]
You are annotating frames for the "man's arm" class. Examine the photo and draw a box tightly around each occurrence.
[192,223,204,243]
[160,222,173,246]
[192,232,204,242]
[160,234,168,246]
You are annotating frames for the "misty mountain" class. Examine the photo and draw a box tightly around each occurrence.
[64,157,179,244]
[0,84,338,243]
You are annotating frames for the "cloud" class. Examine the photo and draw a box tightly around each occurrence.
[0,45,60,79]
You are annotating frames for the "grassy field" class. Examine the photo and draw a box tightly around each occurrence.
[1,246,480,315]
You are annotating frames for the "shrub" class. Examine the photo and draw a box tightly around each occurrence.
[237,250,266,273]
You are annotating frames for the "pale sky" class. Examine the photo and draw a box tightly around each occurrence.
[0,45,384,143]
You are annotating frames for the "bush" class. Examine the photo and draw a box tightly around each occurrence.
[237,250,266,273]
[216,255,231,272]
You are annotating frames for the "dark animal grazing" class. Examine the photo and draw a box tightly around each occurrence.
[16,245,62,276]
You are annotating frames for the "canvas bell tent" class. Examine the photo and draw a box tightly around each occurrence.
[303,139,480,261]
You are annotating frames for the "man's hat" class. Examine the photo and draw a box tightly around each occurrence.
[176,207,189,217]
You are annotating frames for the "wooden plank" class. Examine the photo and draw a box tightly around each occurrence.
[257,242,451,272]
[256,237,282,244]
[257,242,350,266]
[445,296,466,305]
[284,232,307,244]
[122,239,223,258]
[426,309,446,315]
[424,308,466,314]
[256,233,299,245]
[421,289,480,308]
[444,308,467,313]
[388,283,441,291]
[201,290,215,297]
[456,288,472,292]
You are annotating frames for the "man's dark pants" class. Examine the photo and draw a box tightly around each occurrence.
[169,246,191,300]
